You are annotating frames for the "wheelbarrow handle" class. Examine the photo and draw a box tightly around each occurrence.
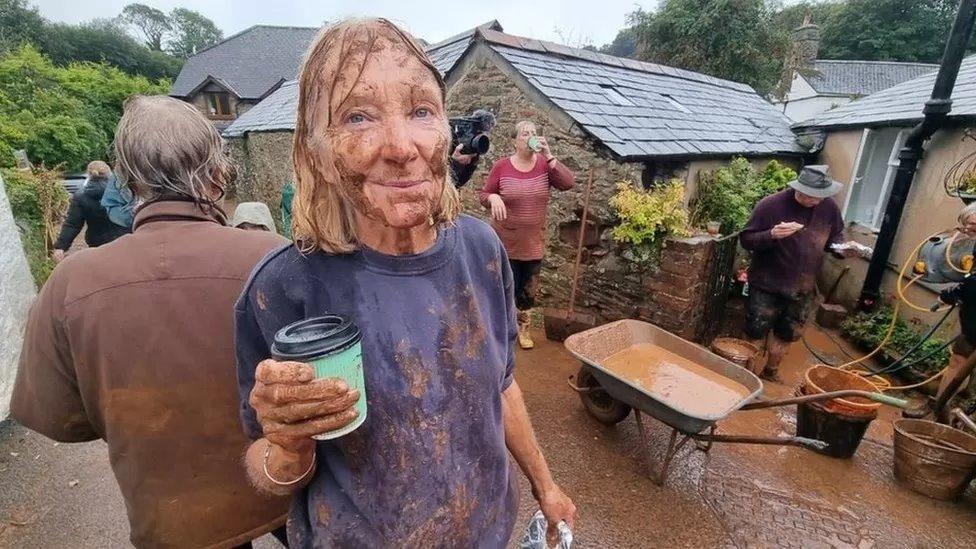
[566,375,594,393]
[690,432,828,451]
[740,390,909,411]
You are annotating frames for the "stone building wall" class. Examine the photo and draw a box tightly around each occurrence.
[227,132,294,228]
[0,172,37,418]
[446,58,724,340]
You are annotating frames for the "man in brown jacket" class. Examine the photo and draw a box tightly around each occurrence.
[11,96,290,548]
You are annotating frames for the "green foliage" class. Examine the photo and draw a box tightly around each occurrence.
[0,0,44,53]
[629,0,790,96]
[167,7,223,59]
[39,20,181,81]
[2,167,68,285]
[597,26,638,58]
[818,0,960,63]
[841,306,951,377]
[691,157,796,233]
[0,44,168,171]
[610,179,690,267]
[0,0,182,80]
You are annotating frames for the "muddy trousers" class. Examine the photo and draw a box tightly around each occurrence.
[233,526,288,548]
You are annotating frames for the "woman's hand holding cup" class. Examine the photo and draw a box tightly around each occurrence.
[249,359,360,453]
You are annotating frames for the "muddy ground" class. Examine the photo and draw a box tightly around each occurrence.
[1,326,974,547]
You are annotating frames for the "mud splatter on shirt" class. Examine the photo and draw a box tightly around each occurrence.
[235,215,519,547]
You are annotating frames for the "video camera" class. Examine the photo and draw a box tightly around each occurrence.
[450,109,496,155]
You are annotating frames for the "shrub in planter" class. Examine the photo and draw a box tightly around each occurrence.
[609,179,690,269]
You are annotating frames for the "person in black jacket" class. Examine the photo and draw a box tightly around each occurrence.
[51,161,131,262]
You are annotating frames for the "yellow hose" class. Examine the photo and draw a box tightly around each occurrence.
[944,230,971,274]
[885,367,945,391]
[819,231,956,391]
[896,231,951,313]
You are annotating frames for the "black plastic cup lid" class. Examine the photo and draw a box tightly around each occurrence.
[271,315,362,361]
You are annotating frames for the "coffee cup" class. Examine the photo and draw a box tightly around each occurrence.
[271,315,366,440]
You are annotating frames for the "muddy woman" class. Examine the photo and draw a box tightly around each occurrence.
[235,18,576,547]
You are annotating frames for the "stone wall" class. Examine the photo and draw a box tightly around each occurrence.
[446,57,727,340]
[228,132,294,228]
[0,172,37,419]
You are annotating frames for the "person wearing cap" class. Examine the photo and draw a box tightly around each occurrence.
[740,165,855,381]
[232,201,278,233]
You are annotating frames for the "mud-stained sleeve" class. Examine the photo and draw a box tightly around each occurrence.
[547,159,575,191]
[499,246,518,391]
[235,292,269,440]
[10,273,96,442]
[479,160,503,207]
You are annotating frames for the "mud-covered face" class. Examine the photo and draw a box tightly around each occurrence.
[323,36,448,230]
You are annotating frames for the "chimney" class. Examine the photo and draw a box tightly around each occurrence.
[793,13,821,67]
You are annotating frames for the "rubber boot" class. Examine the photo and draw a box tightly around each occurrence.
[518,309,535,350]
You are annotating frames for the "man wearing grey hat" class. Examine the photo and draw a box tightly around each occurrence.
[740,165,856,380]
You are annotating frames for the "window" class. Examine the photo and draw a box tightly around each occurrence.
[599,85,634,106]
[843,128,908,230]
[205,92,232,117]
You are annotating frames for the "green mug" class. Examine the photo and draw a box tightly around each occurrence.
[272,315,366,440]
[527,135,542,152]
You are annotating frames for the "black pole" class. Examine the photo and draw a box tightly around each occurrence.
[857,0,976,310]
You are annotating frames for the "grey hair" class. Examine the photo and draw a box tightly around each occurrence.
[959,202,976,225]
[113,95,235,205]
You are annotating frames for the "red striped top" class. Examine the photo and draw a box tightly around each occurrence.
[479,155,575,260]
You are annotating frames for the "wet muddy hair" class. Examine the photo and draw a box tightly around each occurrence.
[113,95,233,208]
[291,18,460,254]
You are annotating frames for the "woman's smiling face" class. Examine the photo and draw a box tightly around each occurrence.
[320,33,450,230]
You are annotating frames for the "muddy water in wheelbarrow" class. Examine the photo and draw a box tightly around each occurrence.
[565,320,763,434]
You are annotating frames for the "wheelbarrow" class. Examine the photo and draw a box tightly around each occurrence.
[564,320,908,485]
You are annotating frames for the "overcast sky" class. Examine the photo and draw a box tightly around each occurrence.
[31,0,662,47]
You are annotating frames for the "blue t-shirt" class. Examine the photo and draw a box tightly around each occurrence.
[235,215,520,547]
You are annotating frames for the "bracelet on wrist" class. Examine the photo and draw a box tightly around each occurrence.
[263,441,316,486]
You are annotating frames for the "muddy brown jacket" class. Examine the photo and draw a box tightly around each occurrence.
[11,200,290,549]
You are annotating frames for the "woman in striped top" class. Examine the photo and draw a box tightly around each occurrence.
[480,120,576,349]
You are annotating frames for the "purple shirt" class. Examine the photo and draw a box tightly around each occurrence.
[740,189,845,297]
[235,215,519,548]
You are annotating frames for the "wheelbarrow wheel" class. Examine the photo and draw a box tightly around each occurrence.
[577,366,631,425]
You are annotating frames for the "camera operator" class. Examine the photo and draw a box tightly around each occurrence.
[451,144,480,187]
[450,109,495,188]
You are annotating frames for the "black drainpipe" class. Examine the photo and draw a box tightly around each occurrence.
[857,0,976,310]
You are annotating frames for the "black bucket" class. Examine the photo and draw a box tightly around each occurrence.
[796,398,876,458]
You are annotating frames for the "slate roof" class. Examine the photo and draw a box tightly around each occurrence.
[479,30,801,159]
[223,22,497,137]
[805,60,937,97]
[225,27,802,159]
[170,25,318,100]
[795,55,976,130]
[426,20,502,76]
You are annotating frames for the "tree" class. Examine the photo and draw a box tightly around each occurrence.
[122,3,170,51]
[598,26,638,58]
[39,20,181,80]
[630,0,790,96]
[167,8,222,58]
[0,44,168,171]
[0,0,45,54]
[818,0,958,62]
